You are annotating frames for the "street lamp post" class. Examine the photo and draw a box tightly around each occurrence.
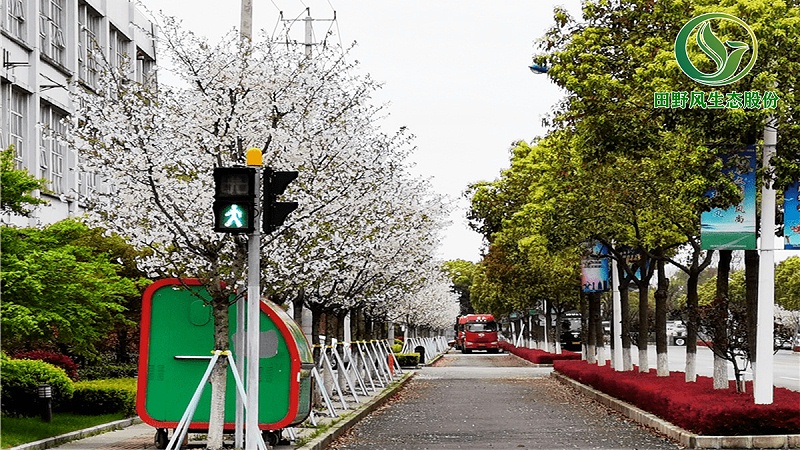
[529,63,623,371]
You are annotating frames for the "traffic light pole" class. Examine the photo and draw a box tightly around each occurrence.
[245,149,262,449]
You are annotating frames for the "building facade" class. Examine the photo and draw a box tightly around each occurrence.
[1,0,155,226]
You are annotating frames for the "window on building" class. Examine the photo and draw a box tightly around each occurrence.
[9,88,26,169]
[136,48,155,85]
[39,103,67,195]
[4,0,26,41]
[109,27,130,77]
[77,158,96,200]
[78,3,101,87]
[39,0,65,66]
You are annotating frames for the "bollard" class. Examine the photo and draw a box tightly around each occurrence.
[38,384,52,423]
[414,345,426,366]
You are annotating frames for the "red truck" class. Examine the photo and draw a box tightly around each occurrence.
[455,314,500,353]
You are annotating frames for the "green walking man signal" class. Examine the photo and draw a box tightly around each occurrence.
[213,166,299,234]
[213,167,256,233]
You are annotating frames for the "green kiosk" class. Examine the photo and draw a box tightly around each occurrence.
[136,278,313,447]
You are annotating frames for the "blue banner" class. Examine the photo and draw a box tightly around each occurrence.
[581,241,610,292]
[785,182,800,250]
[701,148,757,250]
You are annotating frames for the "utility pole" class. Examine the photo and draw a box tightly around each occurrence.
[235,3,252,447]
[275,7,335,345]
[275,8,336,60]
[755,117,777,404]
[245,148,264,449]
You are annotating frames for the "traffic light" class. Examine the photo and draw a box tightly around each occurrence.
[213,167,256,233]
[263,168,298,233]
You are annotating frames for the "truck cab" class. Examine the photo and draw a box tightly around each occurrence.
[458,314,500,353]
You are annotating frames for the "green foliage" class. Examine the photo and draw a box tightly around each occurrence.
[394,353,420,367]
[0,146,48,216]
[0,219,146,359]
[67,378,137,416]
[77,361,138,381]
[0,358,74,417]
[776,257,800,311]
[390,344,403,353]
[442,259,477,314]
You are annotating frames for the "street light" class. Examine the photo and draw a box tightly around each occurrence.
[528,60,625,368]
[529,63,549,74]
[38,383,52,422]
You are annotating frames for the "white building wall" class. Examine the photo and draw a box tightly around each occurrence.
[1,0,156,227]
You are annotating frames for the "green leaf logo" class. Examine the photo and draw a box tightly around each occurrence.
[675,12,758,86]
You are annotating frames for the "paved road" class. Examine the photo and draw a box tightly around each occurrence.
[327,352,682,450]
[579,344,800,390]
[643,346,800,391]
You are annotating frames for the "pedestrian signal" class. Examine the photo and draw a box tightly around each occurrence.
[213,167,256,233]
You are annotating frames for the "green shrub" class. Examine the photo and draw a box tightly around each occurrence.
[391,344,403,353]
[68,378,137,416]
[394,353,420,367]
[77,363,137,380]
[1,358,74,417]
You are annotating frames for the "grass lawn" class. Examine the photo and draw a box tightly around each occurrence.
[1,412,126,448]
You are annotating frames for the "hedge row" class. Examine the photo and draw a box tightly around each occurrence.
[553,359,800,436]
[1,355,137,417]
[0,357,74,417]
[67,378,137,416]
[499,341,582,364]
[394,353,420,367]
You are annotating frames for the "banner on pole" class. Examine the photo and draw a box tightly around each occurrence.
[581,241,610,292]
[785,182,800,250]
[701,148,757,250]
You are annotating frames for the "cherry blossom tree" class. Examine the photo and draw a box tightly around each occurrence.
[70,16,451,448]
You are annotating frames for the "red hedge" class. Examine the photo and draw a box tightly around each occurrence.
[553,359,800,436]
[500,341,582,364]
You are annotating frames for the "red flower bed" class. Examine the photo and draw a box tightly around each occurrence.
[554,359,800,436]
[499,341,582,364]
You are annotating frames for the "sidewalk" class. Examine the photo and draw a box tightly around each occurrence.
[13,372,414,450]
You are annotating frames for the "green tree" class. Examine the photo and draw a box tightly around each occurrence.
[0,220,144,360]
[776,257,800,312]
[442,259,476,315]
[0,146,48,216]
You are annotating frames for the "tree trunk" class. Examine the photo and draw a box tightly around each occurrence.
[619,274,633,371]
[310,307,323,407]
[654,253,669,376]
[713,250,732,389]
[207,296,230,450]
[580,290,589,360]
[685,271,700,382]
[638,283,650,373]
[554,296,563,354]
[594,293,605,366]
[544,297,553,353]
[587,292,599,364]
[745,249,759,365]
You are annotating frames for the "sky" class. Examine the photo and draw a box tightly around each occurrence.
[138,0,584,263]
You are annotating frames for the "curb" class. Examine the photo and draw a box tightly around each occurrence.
[552,372,800,449]
[295,371,415,450]
[9,417,143,450]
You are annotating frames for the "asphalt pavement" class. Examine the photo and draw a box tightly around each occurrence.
[327,352,682,450]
